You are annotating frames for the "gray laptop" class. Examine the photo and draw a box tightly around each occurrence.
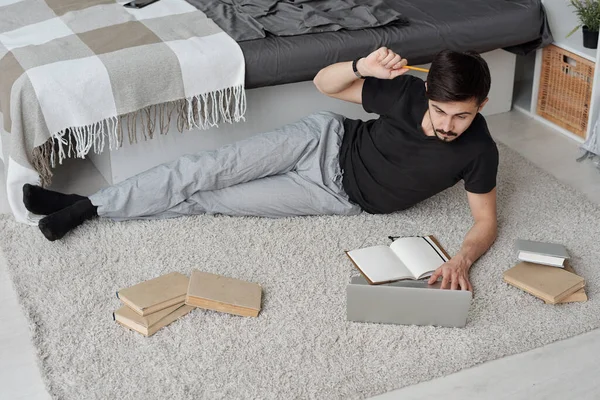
[346,275,472,328]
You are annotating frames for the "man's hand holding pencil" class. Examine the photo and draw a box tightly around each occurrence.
[356,47,429,80]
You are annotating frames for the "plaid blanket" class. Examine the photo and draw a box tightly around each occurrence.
[0,0,246,223]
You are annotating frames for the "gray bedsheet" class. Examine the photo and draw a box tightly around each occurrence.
[188,0,553,88]
[186,0,409,41]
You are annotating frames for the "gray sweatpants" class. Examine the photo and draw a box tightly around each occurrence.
[89,111,362,221]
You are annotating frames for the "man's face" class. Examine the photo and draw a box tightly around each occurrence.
[427,98,488,142]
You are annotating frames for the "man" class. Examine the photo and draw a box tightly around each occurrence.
[23,47,498,291]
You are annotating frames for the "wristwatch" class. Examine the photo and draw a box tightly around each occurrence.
[352,58,365,79]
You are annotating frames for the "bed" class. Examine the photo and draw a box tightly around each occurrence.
[188,0,553,88]
[2,0,553,222]
[87,0,552,186]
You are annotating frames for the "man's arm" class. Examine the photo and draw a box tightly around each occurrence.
[428,188,498,291]
[313,47,408,104]
[313,61,365,104]
[455,188,498,274]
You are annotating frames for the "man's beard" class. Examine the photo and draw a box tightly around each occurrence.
[427,109,457,143]
[434,129,457,142]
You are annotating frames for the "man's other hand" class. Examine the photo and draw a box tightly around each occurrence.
[357,47,409,80]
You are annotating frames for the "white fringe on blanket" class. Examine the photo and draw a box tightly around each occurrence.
[32,85,246,185]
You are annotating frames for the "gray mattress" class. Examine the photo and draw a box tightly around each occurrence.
[193,0,553,88]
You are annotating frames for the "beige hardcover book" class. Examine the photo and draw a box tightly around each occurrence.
[554,288,587,303]
[117,272,189,316]
[114,303,193,337]
[185,269,262,317]
[504,261,585,304]
[547,261,587,304]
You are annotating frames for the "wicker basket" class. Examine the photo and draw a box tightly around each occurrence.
[537,44,595,138]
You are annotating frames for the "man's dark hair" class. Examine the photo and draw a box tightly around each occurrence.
[426,50,491,105]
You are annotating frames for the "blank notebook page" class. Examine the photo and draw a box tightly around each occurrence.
[348,246,412,282]
[390,237,447,278]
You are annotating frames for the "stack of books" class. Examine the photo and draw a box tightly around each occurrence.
[503,239,587,304]
[114,270,262,336]
[114,272,193,336]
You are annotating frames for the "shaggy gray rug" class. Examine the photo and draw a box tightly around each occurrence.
[1,143,599,400]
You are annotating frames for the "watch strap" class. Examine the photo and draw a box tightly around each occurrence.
[352,58,365,79]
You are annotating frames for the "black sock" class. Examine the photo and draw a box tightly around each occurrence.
[39,199,98,241]
[23,184,87,215]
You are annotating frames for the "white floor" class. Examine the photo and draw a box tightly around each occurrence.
[1,110,600,400]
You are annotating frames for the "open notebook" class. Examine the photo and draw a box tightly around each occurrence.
[345,235,450,284]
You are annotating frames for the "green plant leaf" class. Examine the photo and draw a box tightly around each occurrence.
[569,0,600,32]
[566,24,582,38]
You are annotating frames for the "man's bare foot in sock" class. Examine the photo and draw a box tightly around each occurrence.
[23,184,86,215]
[38,199,98,241]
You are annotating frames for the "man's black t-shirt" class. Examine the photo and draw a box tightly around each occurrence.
[340,75,499,214]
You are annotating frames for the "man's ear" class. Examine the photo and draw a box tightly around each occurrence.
[425,82,428,92]
[478,97,489,111]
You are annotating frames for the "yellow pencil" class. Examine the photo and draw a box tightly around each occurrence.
[405,65,429,73]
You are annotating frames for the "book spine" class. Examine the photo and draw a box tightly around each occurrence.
[503,277,555,303]
[503,277,584,304]
[556,282,586,303]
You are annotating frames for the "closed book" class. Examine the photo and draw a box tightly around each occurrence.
[113,302,193,336]
[516,239,569,268]
[503,261,585,304]
[117,272,189,316]
[554,288,587,303]
[185,269,262,317]
[547,261,587,304]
